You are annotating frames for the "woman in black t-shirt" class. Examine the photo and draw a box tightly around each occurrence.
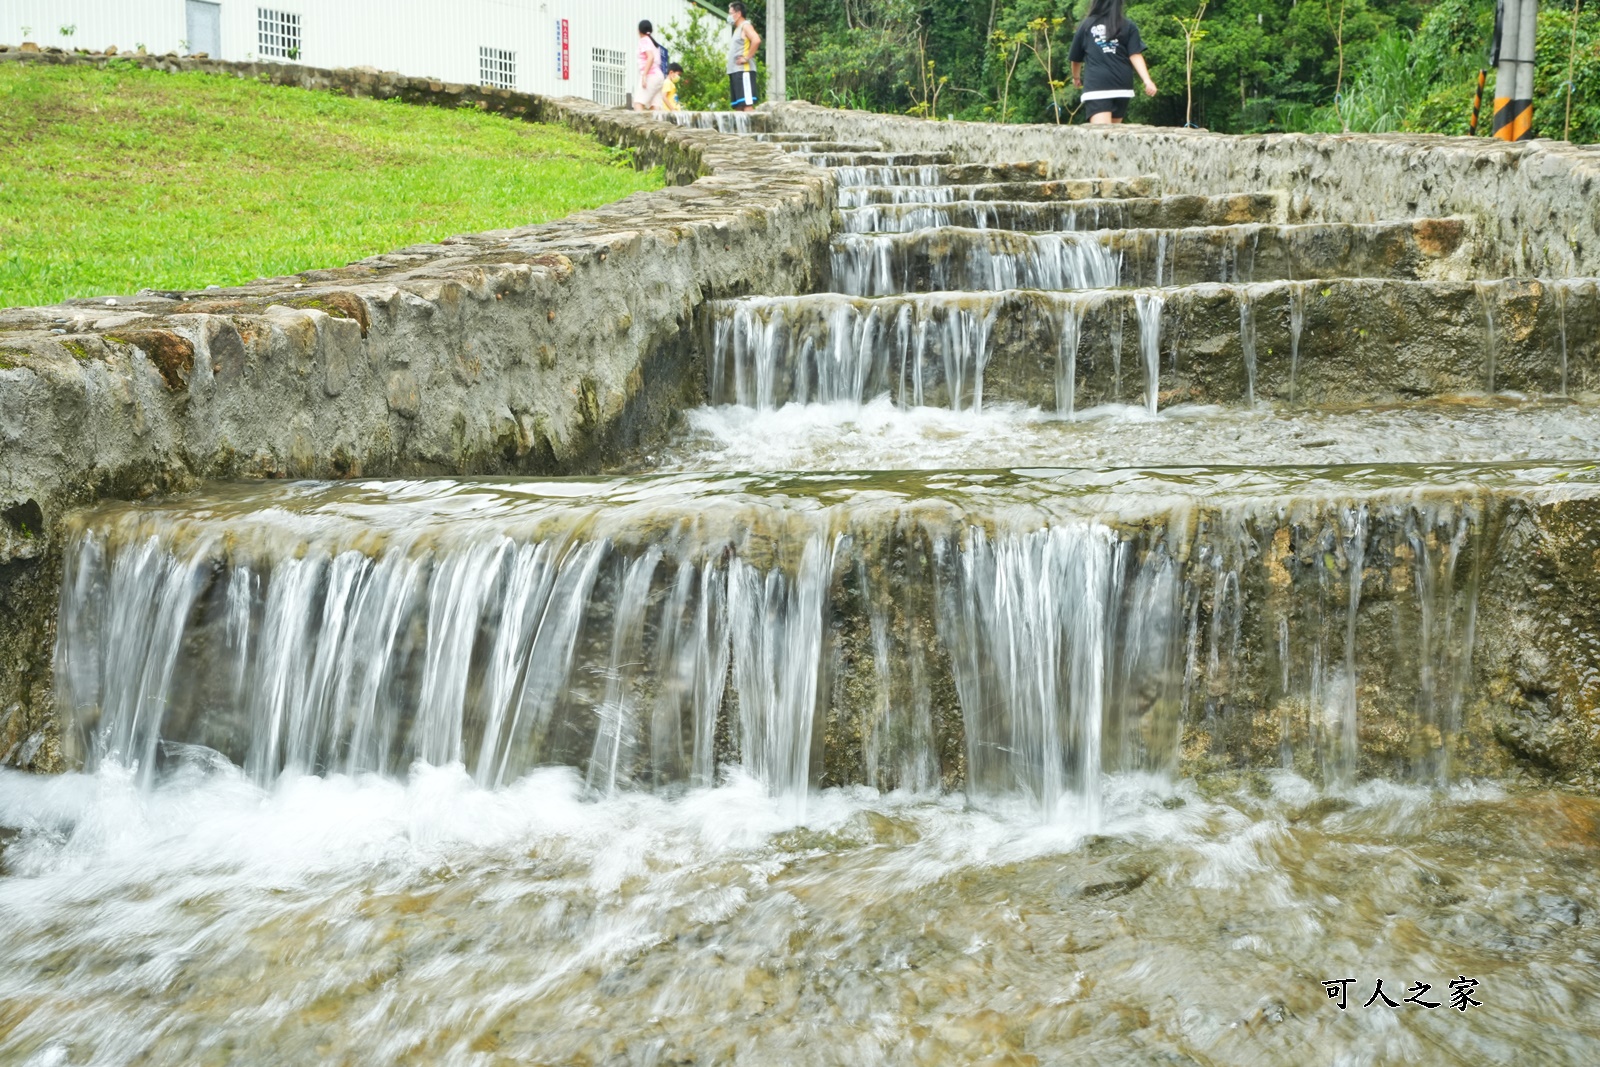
[1069,0,1157,124]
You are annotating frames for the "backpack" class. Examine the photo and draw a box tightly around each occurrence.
[657,39,670,75]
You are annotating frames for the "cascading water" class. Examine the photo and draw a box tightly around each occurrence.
[838,201,1127,234]
[1556,279,1570,395]
[1239,288,1259,406]
[942,525,1118,824]
[7,120,1600,1067]
[1057,299,1085,417]
[831,164,945,188]
[706,294,1001,410]
[837,183,959,208]
[828,229,1120,296]
[50,473,1530,808]
[1134,291,1163,414]
[1477,279,1500,392]
[658,111,758,134]
[1109,303,1125,399]
[702,278,1600,416]
[1288,280,1309,403]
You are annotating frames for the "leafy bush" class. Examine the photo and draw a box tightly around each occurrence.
[1534,2,1600,142]
[732,0,1599,141]
[788,0,919,111]
[662,6,735,111]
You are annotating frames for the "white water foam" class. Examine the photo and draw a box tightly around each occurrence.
[662,396,1600,473]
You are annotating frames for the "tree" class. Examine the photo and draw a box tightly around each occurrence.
[993,27,1027,123]
[1172,2,1208,127]
[663,7,729,111]
[907,22,951,118]
[1022,16,1070,123]
[1324,0,1350,131]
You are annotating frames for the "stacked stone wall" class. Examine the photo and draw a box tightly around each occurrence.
[0,50,834,769]
[773,100,1600,279]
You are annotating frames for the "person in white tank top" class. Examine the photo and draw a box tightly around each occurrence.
[726,3,761,113]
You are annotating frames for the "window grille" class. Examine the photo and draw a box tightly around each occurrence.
[257,8,300,60]
[591,47,627,108]
[480,47,516,91]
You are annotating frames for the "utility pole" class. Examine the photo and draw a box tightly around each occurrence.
[1492,0,1537,140]
[769,0,786,102]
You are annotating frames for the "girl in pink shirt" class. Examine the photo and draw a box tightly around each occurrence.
[634,20,666,111]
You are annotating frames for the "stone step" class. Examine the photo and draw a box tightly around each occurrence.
[827,220,1473,296]
[838,177,1164,206]
[59,468,1600,790]
[835,193,1285,234]
[749,131,845,143]
[703,278,1599,410]
[776,141,887,154]
[832,161,1054,187]
[805,151,958,168]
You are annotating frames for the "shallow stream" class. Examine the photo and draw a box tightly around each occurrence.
[5,113,1600,1065]
[3,764,1598,1065]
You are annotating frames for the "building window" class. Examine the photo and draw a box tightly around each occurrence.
[591,47,627,108]
[257,8,301,60]
[480,47,516,91]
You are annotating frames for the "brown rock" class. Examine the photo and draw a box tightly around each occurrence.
[104,45,118,55]
[1413,216,1466,258]
[108,330,195,391]
[20,41,39,52]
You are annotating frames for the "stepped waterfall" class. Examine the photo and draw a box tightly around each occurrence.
[3,109,1600,1065]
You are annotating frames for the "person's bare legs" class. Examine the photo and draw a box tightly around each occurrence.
[1089,111,1114,125]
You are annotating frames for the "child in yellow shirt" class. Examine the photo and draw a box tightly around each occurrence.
[660,63,684,111]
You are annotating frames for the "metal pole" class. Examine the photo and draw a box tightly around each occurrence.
[1512,0,1539,138]
[769,0,786,102]
[1471,68,1487,134]
[1491,0,1524,140]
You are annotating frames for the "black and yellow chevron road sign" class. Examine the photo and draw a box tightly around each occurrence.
[1492,95,1534,140]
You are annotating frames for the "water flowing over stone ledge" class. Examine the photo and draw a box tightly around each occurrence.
[0,51,834,770]
[4,54,1600,790]
[704,280,1600,411]
[49,470,1600,796]
[770,100,1600,280]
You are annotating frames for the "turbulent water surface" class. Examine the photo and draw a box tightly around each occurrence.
[654,396,1600,473]
[3,766,1598,1066]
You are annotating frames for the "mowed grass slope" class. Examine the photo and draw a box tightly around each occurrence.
[0,63,663,307]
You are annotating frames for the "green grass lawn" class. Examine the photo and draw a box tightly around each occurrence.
[0,63,663,307]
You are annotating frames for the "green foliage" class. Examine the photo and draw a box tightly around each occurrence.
[990,9,1073,123]
[1535,1,1600,143]
[989,0,1073,124]
[662,6,730,111]
[1171,2,1209,126]
[788,0,921,111]
[733,0,1596,141]
[1279,27,1478,134]
[0,64,662,306]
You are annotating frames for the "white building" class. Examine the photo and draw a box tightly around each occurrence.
[0,0,719,106]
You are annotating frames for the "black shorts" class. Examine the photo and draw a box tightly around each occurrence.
[1084,96,1130,119]
[729,70,757,108]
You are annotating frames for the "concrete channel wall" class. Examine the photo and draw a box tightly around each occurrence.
[773,100,1600,279]
[0,50,834,770]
